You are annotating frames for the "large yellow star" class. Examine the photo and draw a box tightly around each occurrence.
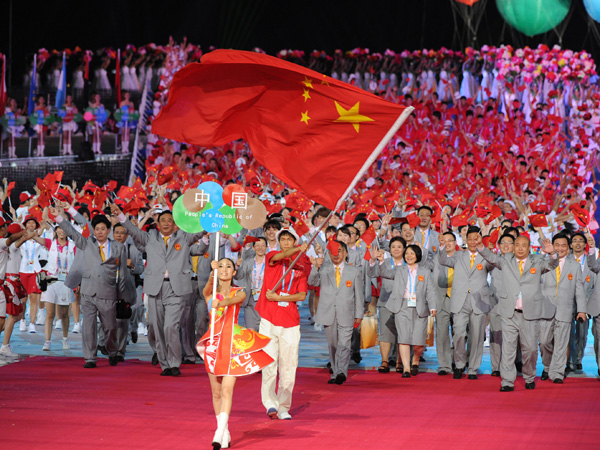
[333,101,373,133]
[302,89,311,102]
[300,111,310,124]
[302,77,313,89]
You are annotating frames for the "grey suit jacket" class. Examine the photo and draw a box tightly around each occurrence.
[58,218,128,300]
[415,227,440,253]
[121,219,204,297]
[432,255,451,312]
[575,253,596,301]
[586,252,600,316]
[381,264,437,317]
[121,242,144,305]
[308,263,364,327]
[233,256,264,308]
[439,248,495,314]
[190,234,227,290]
[367,258,404,306]
[64,211,90,289]
[540,257,586,322]
[478,246,559,320]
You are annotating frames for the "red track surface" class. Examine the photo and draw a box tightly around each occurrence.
[2,356,600,449]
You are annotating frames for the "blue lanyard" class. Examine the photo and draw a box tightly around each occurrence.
[407,268,417,294]
[253,260,265,290]
[280,263,295,294]
[57,240,68,272]
[26,240,36,264]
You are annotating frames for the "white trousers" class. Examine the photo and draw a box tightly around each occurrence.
[259,318,300,414]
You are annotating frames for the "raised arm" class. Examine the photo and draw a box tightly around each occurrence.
[112,203,149,249]
[51,206,88,250]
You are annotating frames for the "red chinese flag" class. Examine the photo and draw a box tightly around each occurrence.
[5,181,15,199]
[242,235,262,247]
[571,206,590,228]
[361,226,377,246]
[293,218,310,238]
[81,223,91,238]
[406,213,421,229]
[528,214,548,228]
[152,50,412,211]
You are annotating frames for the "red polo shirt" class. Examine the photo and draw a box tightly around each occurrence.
[255,250,308,328]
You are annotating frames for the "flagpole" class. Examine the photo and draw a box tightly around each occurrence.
[210,231,220,345]
[269,107,414,293]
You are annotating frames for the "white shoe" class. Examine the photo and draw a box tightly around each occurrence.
[0,345,18,357]
[36,310,46,326]
[314,323,324,332]
[19,320,26,332]
[55,321,62,330]
[222,429,231,449]
[143,324,148,336]
[137,323,145,335]
[278,411,292,420]
[72,322,80,334]
[42,341,51,351]
[62,338,70,350]
[28,323,37,333]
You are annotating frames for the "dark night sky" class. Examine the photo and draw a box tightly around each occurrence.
[3,0,600,86]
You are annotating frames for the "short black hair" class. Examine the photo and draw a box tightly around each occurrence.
[263,219,282,231]
[353,217,370,230]
[571,232,587,242]
[442,231,456,240]
[389,236,407,249]
[404,244,422,263]
[466,226,481,237]
[158,211,173,222]
[91,215,111,230]
[498,233,515,244]
[113,223,127,233]
[277,230,297,243]
[253,237,268,247]
[417,205,433,215]
[552,233,571,246]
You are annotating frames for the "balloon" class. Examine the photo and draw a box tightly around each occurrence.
[182,188,209,212]
[235,197,268,230]
[200,207,224,232]
[172,196,204,233]
[223,184,246,207]
[496,0,570,37]
[219,205,244,234]
[584,0,600,22]
[197,181,224,209]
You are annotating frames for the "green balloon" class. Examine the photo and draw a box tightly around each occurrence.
[219,204,243,234]
[496,0,570,37]
[173,196,204,233]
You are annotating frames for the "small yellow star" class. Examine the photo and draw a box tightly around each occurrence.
[333,101,373,133]
[302,77,313,89]
[302,89,311,102]
[321,75,330,86]
[300,111,310,124]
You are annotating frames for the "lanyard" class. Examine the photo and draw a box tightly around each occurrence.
[57,240,68,272]
[26,240,36,263]
[280,263,295,294]
[578,254,586,272]
[407,268,417,294]
[253,259,265,290]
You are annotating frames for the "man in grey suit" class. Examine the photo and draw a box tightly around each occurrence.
[539,233,587,383]
[308,240,364,385]
[432,231,458,376]
[112,223,144,361]
[234,237,268,331]
[415,206,440,253]
[584,233,600,375]
[567,232,596,372]
[439,226,495,380]
[112,204,205,376]
[51,206,129,368]
[477,234,558,391]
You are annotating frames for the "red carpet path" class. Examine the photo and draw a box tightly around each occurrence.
[1,357,600,449]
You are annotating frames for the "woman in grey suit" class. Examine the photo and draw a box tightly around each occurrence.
[379,244,437,378]
[367,236,406,373]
